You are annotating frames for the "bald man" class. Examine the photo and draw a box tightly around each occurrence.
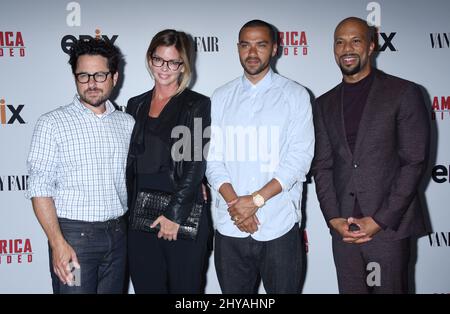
[312,17,429,293]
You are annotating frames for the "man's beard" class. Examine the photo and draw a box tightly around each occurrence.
[241,57,267,76]
[80,88,110,107]
[339,60,362,76]
[338,53,367,76]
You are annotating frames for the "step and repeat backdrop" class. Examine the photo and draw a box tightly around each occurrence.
[1,0,449,293]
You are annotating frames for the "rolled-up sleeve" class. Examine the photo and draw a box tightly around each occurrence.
[25,116,58,199]
[273,86,315,191]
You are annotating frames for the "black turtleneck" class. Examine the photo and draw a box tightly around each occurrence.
[342,70,383,225]
[342,69,375,153]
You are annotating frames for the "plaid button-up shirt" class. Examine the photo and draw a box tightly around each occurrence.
[26,95,135,222]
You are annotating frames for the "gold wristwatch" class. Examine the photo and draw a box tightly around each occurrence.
[252,192,265,208]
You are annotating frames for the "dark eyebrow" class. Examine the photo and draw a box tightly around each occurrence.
[152,54,182,62]
[334,35,362,41]
[239,40,269,44]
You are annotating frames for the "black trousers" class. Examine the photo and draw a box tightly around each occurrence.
[128,208,210,294]
[332,235,411,294]
[214,224,304,294]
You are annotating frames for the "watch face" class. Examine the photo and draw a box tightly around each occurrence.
[254,195,264,207]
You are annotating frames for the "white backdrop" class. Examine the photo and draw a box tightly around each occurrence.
[1,0,449,294]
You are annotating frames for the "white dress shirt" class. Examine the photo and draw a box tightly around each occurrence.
[206,69,314,241]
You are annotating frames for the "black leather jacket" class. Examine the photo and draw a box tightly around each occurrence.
[126,88,211,224]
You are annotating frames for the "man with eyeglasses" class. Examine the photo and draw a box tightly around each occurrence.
[206,20,314,293]
[26,39,134,294]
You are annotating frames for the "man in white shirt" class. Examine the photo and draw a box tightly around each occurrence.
[206,19,314,293]
[26,39,134,293]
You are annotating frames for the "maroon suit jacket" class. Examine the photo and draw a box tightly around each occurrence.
[312,69,430,240]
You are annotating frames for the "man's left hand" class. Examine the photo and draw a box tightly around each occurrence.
[347,216,381,243]
[228,195,258,226]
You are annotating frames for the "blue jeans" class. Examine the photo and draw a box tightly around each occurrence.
[214,223,304,294]
[48,216,127,294]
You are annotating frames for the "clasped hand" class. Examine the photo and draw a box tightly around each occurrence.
[227,195,260,234]
[331,216,381,244]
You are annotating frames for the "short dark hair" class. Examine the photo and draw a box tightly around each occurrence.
[68,39,123,74]
[239,19,277,43]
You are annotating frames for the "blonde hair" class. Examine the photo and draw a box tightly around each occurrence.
[146,29,193,95]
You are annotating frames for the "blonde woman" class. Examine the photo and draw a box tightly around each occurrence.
[126,29,211,293]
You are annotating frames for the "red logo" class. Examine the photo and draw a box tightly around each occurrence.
[0,31,26,57]
[278,31,308,56]
[431,96,450,121]
[0,239,33,264]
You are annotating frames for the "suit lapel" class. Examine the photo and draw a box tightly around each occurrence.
[353,70,384,159]
[330,84,354,160]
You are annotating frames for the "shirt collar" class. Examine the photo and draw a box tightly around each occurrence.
[241,68,273,93]
[73,94,116,117]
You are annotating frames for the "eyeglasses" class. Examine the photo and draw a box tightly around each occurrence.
[75,71,111,83]
[150,56,184,71]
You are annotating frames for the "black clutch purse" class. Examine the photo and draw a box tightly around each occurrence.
[130,189,203,240]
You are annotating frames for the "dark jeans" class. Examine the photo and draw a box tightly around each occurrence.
[48,216,127,294]
[214,224,303,294]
